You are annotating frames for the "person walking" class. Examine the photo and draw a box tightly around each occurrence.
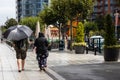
[13,38,28,72]
[34,32,49,71]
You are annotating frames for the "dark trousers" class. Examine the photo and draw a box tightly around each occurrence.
[36,55,47,69]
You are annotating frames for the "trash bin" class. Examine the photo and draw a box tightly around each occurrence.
[67,40,71,50]
[47,39,52,51]
[59,40,64,50]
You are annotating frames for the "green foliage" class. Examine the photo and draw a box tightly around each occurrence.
[38,6,59,25]
[81,0,94,19]
[20,17,39,32]
[95,15,105,30]
[50,0,68,24]
[104,14,117,46]
[75,22,84,43]
[5,18,18,29]
[99,30,105,37]
[84,21,98,34]
[50,0,94,24]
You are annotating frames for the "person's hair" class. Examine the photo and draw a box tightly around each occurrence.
[39,32,44,38]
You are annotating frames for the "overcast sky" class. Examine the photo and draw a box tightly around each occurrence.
[0,0,16,26]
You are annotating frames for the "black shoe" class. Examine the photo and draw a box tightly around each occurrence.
[39,67,43,71]
[43,68,46,71]
[18,70,21,72]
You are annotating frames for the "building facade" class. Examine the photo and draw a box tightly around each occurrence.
[16,0,49,22]
[93,0,120,23]
[93,0,119,15]
[93,0,120,38]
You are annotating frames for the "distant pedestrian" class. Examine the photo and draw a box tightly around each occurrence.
[34,32,49,71]
[13,38,28,72]
[1,38,3,43]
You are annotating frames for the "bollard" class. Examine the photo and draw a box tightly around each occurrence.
[94,45,97,55]
[86,45,88,54]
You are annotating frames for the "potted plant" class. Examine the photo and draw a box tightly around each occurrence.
[72,22,86,54]
[104,14,120,61]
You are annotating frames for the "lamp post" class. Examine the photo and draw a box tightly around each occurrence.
[0,26,2,40]
[114,9,119,39]
[57,21,61,50]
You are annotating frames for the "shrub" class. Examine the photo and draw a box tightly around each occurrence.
[75,22,84,43]
[104,14,117,47]
[73,22,86,46]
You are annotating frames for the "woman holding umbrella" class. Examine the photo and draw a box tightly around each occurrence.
[3,25,33,72]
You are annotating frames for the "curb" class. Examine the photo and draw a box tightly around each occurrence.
[45,68,66,80]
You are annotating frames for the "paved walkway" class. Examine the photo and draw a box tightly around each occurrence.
[0,43,53,80]
[1,42,118,80]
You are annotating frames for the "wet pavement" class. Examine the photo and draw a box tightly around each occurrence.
[47,50,104,67]
[1,43,120,80]
[47,49,120,80]
[50,63,120,80]
[0,43,53,80]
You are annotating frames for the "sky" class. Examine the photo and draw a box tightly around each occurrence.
[0,0,16,26]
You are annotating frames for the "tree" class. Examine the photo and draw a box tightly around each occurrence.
[39,0,94,50]
[38,6,58,25]
[95,15,105,30]
[20,17,39,32]
[50,0,69,40]
[104,14,119,62]
[5,18,18,29]
[104,14,116,46]
[50,0,68,24]
[84,21,98,35]
[65,0,94,50]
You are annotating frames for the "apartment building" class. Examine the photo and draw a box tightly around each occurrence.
[16,0,49,22]
[93,0,120,38]
[93,0,120,23]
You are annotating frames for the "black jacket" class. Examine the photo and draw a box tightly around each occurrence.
[34,36,48,54]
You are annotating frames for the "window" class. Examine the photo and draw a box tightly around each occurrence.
[36,0,40,2]
[44,0,48,3]
[36,3,41,8]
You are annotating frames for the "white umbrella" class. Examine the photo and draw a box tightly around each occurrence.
[35,21,40,38]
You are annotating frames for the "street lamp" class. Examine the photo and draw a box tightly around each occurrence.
[114,9,119,39]
[57,21,62,50]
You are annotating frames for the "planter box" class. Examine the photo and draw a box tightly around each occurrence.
[74,45,85,54]
[104,48,119,61]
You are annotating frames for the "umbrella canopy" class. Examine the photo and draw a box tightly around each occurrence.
[35,21,40,38]
[3,25,33,41]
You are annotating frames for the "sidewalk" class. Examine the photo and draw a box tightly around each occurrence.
[0,43,53,80]
[1,43,120,80]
